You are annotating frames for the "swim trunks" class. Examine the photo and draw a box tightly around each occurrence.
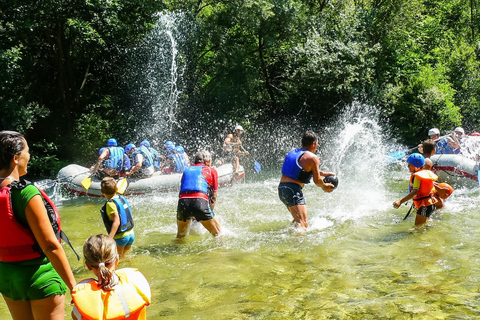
[278,182,306,207]
[416,204,435,218]
[177,198,214,222]
[0,257,67,301]
[114,233,135,247]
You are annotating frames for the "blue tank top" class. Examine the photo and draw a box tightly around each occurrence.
[100,196,134,235]
[132,146,153,168]
[180,165,209,195]
[281,149,313,184]
[104,147,124,171]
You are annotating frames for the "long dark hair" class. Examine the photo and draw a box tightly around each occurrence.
[0,131,25,170]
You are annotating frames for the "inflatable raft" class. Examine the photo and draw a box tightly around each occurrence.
[57,164,245,197]
[431,154,479,188]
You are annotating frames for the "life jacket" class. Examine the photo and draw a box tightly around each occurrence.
[173,153,187,173]
[148,148,161,171]
[412,170,438,209]
[132,146,153,168]
[435,182,454,200]
[104,147,125,171]
[180,165,209,195]
[0,179,78,262]
[72,268,151,320]
[101,196,134,235]
[281,149,313,184]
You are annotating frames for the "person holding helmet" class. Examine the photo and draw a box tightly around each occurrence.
[92,138,129,178]
[140,140,162,171]
[223,125,249,176]
[278,131,335,233]
[393,153,439,226]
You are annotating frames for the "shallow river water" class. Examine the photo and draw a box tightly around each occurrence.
[1,166,480,319]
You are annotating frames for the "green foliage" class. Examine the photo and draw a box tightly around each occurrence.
[28,140,69,179]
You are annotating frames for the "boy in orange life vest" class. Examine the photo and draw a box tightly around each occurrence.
[393,153,438,226]
[72,234,151,320]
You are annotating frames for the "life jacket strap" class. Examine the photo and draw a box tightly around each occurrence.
[59,230,80,261]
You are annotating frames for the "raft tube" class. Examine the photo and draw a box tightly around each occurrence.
[431,154,479,188]
[57,164,245,197]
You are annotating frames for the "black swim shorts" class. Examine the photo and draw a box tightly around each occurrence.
[177,198,215,222]
[278,182,306,208]
[416,204,436,218]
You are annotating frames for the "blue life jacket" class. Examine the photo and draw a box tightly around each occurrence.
[167,152,187,173]
[180,165,209,195]
[281,149,313,184]
[104,147,124,171]
[148,147,161,171]
[100,196,134,235]
[132,146,153,168]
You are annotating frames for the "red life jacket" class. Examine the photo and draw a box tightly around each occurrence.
[0,180,63,262]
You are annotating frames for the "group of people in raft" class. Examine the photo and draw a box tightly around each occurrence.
[0,127,455,319]
[91,124,250,180]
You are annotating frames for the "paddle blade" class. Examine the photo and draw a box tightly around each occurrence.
[385,150,407,163]
[81,177,92,190]
[254,161,261,173]
[117,178,128,194]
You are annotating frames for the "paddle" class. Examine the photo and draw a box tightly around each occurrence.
[240,145,261,173]
[116,177,128,194]
[386,134,452,163]
[81,175,92,190]
[34,170,91,190]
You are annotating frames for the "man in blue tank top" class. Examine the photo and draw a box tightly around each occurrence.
[278,131,335,233]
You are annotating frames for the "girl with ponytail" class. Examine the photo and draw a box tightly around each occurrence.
[72,235,151,320]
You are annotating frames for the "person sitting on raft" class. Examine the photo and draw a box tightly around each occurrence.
[92,138,130,178]
[393,153,439,226]
[162,141,188,174]
[140,140,162,172]
[126,143,154,178]
[428,128,460,155]
[72,234,151,320]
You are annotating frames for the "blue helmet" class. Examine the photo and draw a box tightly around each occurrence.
[99,147,106,155]
[165,141,175,152]
[407,153,425,168]
[125,143,136,153]
[140,140,150,147]
[107,138,117,147]
[175,146,184,154]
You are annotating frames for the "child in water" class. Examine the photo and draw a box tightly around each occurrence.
[393,153,438,226]
[72,234,151,320]
[101,177,135,257]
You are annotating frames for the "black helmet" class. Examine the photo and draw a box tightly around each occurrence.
[323,175,339,189]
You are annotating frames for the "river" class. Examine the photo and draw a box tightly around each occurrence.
[1,166,480,319]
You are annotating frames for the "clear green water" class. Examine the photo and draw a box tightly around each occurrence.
[1,168,480,319]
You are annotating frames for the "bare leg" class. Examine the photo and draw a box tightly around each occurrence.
[233,156,240,174]
[116,245,125,257]
[4,294,66,320]
[200,218,222,237]
[415,214,428,226]
[123,245,132,255]
[3,296,34,320]
[177,219,192,238]
[287,204,308,232]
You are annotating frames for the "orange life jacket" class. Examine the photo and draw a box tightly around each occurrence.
[412,170,438,209]
[72,268,151,320]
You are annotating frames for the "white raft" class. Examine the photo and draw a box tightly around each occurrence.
[431,154,479,188]
[57,164,245,197]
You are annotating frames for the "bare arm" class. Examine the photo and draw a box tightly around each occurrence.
[303,153,334,192]
[108,212,120,239]
[393,189,417,209]
[25,195,76,292]
[93,149,109,173]
[210,191,217,209]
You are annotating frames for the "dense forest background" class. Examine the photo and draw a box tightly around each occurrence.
[1,0,479,177]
